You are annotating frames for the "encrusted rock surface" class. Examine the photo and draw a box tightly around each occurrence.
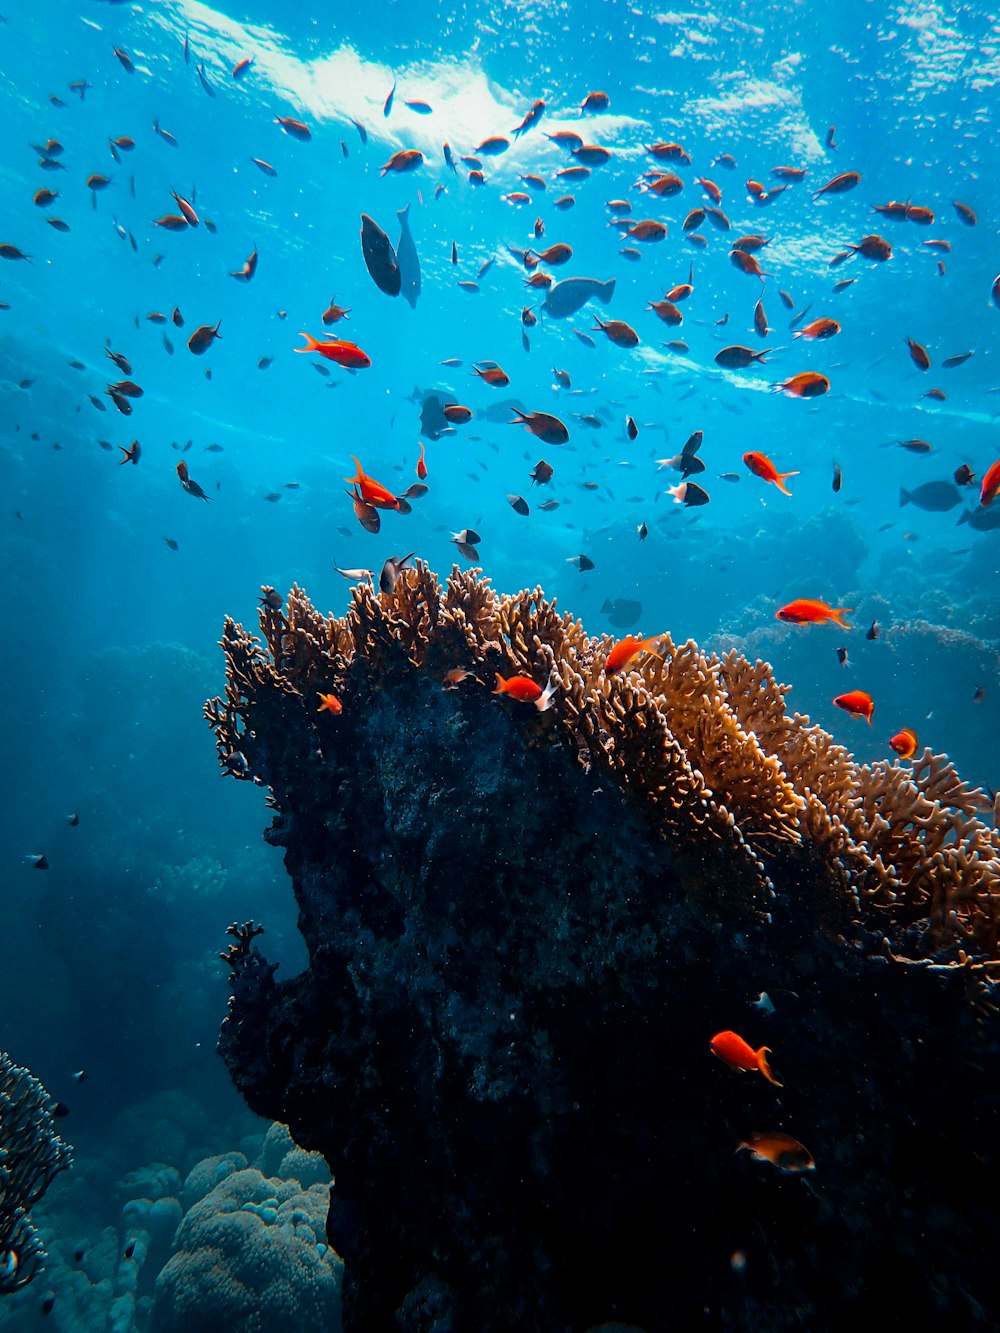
[208,568,1000,1332]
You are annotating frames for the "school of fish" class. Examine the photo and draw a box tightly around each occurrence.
[3,17,997,779]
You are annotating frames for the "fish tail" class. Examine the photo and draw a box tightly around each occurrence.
[899,487,911,507]
[599,278,616,303]
[756,1047,783,1087]
[775,471,799,497]
[535,679,557,712]
[345,456,364,486]
[508,410,527,425]
[492,673,507,696]
[295,331,319,353]
[831,607,853,629]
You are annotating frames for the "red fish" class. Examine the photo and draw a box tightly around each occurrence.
[710,1031,782,1087]
[905,337,930,371]
[834,689,874,723]
[743,451,798,496]
[295,332,370,368]
[737,1131,814,1171]
[493,673,556,712]
[416,441,427,480]
[776,598,852,628]
[773,371,830,398]
[889,727,918,759]
[979,459,1000,507]
[344,456,399,510]
[380,149,424,176]
[793,317,840,340]
[316,692,342,715]
[176,460,210,501]
[604,634,665,674]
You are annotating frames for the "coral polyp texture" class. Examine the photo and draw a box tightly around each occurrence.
[0,1052,73,1294]
[206,565,1000,1332]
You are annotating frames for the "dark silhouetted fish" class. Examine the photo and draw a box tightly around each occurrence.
[542,277,616,319]
[600,598,642,629]
[959,505,1000,532]
[396,204,421,309]
[419,392,458,440]
[899,482,960,512]
[360,213,401,297]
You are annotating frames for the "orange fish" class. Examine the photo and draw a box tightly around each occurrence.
[773,371,830,398]
[473,364,510,387]
[979,459,1000,507]
[889,727,918,759]
[834,689,874,723]
[743,451,798,496]
[776,599,852,628]
[296,332,370,368]
[493,673,555,712]
[737,1131,814,1171]
[710,1030,782,1087]
[592,315,639,347]
[322,298,350,325]
[443,404,473,424]
[906,337,930,371]
[729,248,766,277]
[316,692,342,715]
[793,317,840,340]
[380,149,424,176]
[443,668,476,689]
[176,459,210,501]
[416,441,427,480]
[604,634,665,674]
[343,456,400,510]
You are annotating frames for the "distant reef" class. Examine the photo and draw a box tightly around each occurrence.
[206,564,1000,1332]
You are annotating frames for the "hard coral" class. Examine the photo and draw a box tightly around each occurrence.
[0,1051,73,1293]
[208,565,1000,956]
[150,1168,341,1333]
[206,566,1000,1331]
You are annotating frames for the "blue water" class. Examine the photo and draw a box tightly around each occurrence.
[1,0,998,1325]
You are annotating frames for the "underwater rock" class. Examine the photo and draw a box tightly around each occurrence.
[208,566,1000,1332]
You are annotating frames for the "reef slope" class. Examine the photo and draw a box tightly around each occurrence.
[207,566,1000,1332]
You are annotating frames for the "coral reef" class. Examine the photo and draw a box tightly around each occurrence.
[150,1167,341,1333]
[206,566,1000,1331]
[0,1052,73,1294]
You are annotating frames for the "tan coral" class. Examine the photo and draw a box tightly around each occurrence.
[206,566,1000,960]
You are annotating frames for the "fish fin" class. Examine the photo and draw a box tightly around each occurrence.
[534,679,557,712]
[831,608,854,629]
[492,673,506,695]
[899,487,911,507]
[757,1047,783,1087]
[775,471,799,497]
[295,331,318,353]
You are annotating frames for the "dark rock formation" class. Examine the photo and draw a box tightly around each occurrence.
[210,575,1000,1331]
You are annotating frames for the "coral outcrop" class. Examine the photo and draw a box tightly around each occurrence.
[206,565,1000,1331]
[0,1052,73,1294]
[150,1167,341,1333]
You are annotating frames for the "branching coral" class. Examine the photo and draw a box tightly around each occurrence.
[206,566,1000,959]
[0,1052,73,1294]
